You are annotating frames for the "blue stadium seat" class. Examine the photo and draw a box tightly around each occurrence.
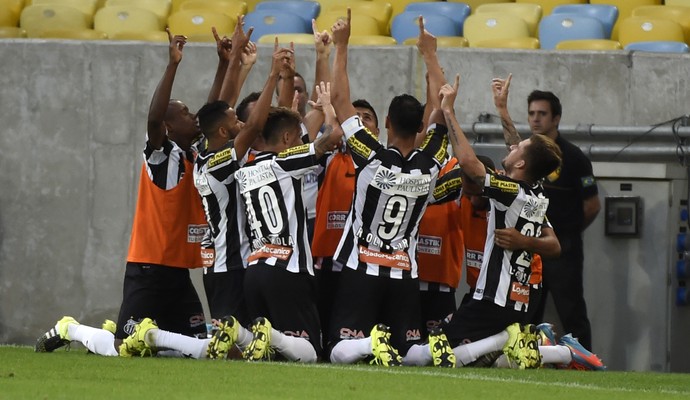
[404,2,471,36]
[539,13,606,50]
[391,11,459,44]
[255,1,320,27]
[243,9,310,39]
[552,4,618,39]
[625,40,689,53]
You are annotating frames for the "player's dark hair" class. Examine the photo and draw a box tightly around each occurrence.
[387,94,423,138]
[197,100,230,138]
[262,107,302,145]
[524,134,562,182]
[236,92,261,123]
[353,99,378,126]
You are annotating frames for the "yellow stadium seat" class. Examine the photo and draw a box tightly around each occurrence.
[328,2,393,36]
[618,16,684,47]
[589,0,661,39]
[516,0,585,16]
[168,9,235,39]
[257,33,313,45]
[555,38,622,50]
[94,6,161,37]
[474,36,539,48]
[464,12,530,46]
[476,3,542,36]
[372,0,432,19]
[179,0,247,19]
[110,30,169,41]
[20,4,90,37]
[105,0,171,29]
[403,36,469,47]
[632,5,690,44]
[38,28,107,39]
[171,0,186,13]
[447,0,515,14]
[665,0,690,7]
[316,0,368,12]
[316,11,380,36]
[349,34,396,46]
[0,0,24,26]
[31,0,98,24]
[0,26,26,37]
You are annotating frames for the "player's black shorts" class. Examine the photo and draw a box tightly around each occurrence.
[443,298,526,347]
[419,288,456,338]
[328,267,423,355]
[243,263,322,356]
[203,268,249,326]
[116,263,206,340]
[314,257,341,356]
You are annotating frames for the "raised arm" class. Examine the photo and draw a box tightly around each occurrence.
[494,225,561,259]
[277,42,296,109]
[311,19,332,104]
[312,81,344,159]
[147,29,185,150]
[207,27,232,103]
[440,75,486,186]
[492,74,521,148]
[218,15,253,106]
[234,39,293,158]
[235,41,257,106]
[330,9,357,122]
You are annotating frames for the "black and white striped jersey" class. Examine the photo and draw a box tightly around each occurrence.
[235,143,320,275]
[333,116,448,280]
[193,142,249,273]
[473,171,551,312]
[143,138,193,190]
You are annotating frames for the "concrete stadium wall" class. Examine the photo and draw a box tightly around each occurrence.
[1,40,689,358]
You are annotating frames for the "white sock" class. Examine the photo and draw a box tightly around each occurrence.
[330,337,372,364]
[270,329,317,363]
[402,344,432,366]
[540,345,572,365]
[236,325,253,349]
[453,331,508,366]
[494,354,512,368]
[67,324,118,357]
[148,329,210,359]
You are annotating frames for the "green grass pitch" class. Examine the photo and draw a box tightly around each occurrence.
[1,345,689,400]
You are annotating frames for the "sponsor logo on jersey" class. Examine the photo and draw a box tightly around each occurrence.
[187,224,209,243]
[358,245,411,270]
[347,136,372,159]
[235,163,277,193]
[520,197,549,222]
[489,175,519,194]
[193,170,212,196]
[326,211,348,230]
[465,250,483,269]
[339,327,366,339]
[418,235,442,255]
[283,330,310,339]
[509,281,530,304]
[406,329,422,341]
[432,176,462,200]
[278,143,310,158]
[581,175,596,187]
[200,248,215,267]
[247,243,293,262]
[371,166,431,196]
[208,148,233,168]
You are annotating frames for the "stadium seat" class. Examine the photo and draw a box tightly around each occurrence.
[405,2,471,36]
[403,35,470,47]
[0,26,26,37]
[632,6,690,45]
[0,0,24,27]
[349,34,397,46]
[447,0,514,14]
[94,6,161,38]
[243,10,310,39]
[372,0,433,19]
[555,38,622,50]
[179,1,247,19]
[475,3,542,36]
[328,2,392,36]
[589,0,661,39]
[104,0,171,30]
[617,16,684,47]
[463,12,530,47]
[110,30,169,41]
[20,4,90,37]
[255,1,319,27]
[257,33,313,45]
[168,9,235,41]
[473,36,539,48]
[316,0,368,15]
[391,11,460,44]
[625,40,689,53]
[665,0,690,7]
[316,11,380,36]
[38,28,107,39]
[552,4,618,39]
[31,0,98,24]
[515,0,585,17]
[538,14,606,50]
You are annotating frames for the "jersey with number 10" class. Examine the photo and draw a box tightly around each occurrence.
[333,116,448,280]
[473,171,550,311]
[235,143,319,275]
